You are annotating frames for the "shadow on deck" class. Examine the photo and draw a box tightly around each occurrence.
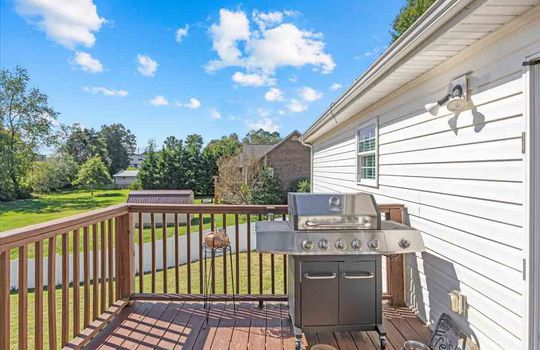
[85,301,430,350]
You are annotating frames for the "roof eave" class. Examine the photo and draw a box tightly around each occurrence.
[301,0,478,143]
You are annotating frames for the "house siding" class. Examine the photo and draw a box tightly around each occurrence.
[311,16,540,350]
[266,133,311,190]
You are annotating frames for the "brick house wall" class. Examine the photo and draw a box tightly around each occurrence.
[264,132,311,191]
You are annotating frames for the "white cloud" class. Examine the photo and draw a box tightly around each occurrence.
[15,0,105,49]
[287,99,307,113]
[149,95,168,106]
[330,83,342,91]
[177,97,201,109]
[209,107,222,120]
[83,86,128,97]
[175,24,189,43]
[277,110,285,115]
[248,117,280,132]
[206,9,335,83]
[257,108,271,117]
[355,46,386,59]
[137,54,158,77]
[264,87,284,102]
[289,74,298,82]
[232,71,275,87]
[299,87,322,102]
[73,51,103,72]
[207,9,250,72]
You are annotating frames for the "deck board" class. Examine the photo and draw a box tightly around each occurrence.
[85,301,430,349]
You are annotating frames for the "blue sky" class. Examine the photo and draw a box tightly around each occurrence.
[1,0,404,150]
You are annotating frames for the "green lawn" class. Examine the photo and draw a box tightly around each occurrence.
[8,251,285,350]
[0,189,131,232]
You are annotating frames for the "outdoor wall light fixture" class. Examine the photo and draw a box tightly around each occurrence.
[424,74,470,116]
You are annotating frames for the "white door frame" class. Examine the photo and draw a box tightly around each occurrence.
[524,50,540,350]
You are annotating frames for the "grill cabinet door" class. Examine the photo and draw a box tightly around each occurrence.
[339,260,376,325]
[301,261,339,326]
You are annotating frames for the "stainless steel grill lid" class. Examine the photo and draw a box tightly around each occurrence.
[288,193,381,230]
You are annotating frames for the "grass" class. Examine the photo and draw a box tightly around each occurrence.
[8,251,285,350]
[0,189,131,232]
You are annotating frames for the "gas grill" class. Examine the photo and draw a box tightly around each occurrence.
[256,193,425,350]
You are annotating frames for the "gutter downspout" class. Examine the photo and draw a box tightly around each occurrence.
[300,104,339,193]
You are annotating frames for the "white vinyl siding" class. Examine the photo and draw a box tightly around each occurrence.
[311,17,540,350]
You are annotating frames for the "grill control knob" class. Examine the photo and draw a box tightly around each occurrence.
[302,240,313,250]
[318,239,329,250]
[399,239,411,249]
[367,239,380,250]
[335,239,346,250]
[351,239,362,250]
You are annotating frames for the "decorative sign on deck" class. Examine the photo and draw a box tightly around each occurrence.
[429,313,467,350]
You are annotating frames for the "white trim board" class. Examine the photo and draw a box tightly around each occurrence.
[524,49,540,350]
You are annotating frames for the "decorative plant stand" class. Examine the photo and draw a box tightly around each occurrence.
[202,242,236,323]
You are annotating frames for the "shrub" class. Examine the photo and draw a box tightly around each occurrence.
[27,153,79,193]
[251,167,285,204]
[128,180,142,190]
[73,155,112,195]
[289,178,310,193]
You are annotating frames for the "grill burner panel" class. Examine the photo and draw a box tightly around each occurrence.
[256,220,424,255]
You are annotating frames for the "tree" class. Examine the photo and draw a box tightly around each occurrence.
[242,129,281,144]
[216,154,261,204]
[0,66,58,200]
[73,155,112,195]
[138,140,161,190]
[63,124,108,165]
[390,0,436,42]
[206,133,241,159]
[100,124,136,175]
[27,153,79,193]
[251,167,285,204]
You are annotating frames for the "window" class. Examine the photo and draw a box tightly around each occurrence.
[356,118,378,187]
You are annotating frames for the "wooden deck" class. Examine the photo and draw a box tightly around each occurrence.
[84,301,430,350]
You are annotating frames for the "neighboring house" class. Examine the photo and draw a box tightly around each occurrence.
[113,169,138,188]
[129,153,145,168]
[238,131,311,190]
[128,190,194,226]
[302,2,540,350]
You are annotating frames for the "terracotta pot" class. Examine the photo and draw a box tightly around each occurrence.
[204,229,230,249]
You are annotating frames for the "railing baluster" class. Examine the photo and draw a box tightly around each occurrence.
[48,236,57,350]
[61,232,69,345]
[73,229,80,336]
[187,213,192,294]
[108,219,114,307]
[210,213,215,294]
[92,223,99,320]
[151,213,156,293]
[19,245,28,350]
[100,221,106,313]
[174,213,179,294]
[163,213,168,293]
[222,213,227,294]
[283,213,287,294]
[35,241,44,350]
[83,226,90,328]
[270,214,275,295]
[234,214,239,294]
[258,214,263,295]
[138,213,143,293]
[198,213,203,293]
[247,214,251,294]
[0,250,9,350]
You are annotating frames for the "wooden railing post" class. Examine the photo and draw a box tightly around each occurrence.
[387,206,406,307]
[115,213,135,299]
[0,250,10,350]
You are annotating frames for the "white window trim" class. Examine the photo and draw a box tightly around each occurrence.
[355,117,379,188]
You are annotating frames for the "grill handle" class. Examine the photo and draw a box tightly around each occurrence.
[341,272,374,280]
[303,273,337,280]
[304,220,371,228]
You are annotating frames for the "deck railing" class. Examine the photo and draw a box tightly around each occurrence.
[0,202,406,350]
